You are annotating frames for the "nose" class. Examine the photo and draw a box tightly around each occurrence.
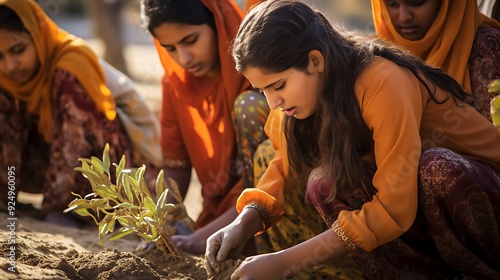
[264,91,283,110]
[177,47,192,67]
[4,54,19,72]
[398,6,413,23]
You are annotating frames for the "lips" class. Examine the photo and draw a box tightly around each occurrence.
[281,107,296,117]
[185,63,202,73]
[9,70,26,81]
[397,26,418,36]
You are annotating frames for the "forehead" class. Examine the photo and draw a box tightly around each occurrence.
[0,29,30,51]
[243,66,285,88]
[153,22,209,45]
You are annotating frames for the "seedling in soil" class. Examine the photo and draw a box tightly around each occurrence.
[64,144,192,258]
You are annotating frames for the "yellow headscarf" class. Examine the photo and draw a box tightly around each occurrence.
[371,0,500,93]
[0,0,115,142]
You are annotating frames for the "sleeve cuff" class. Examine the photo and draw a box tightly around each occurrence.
[236,188,285,233]
[332,220,358,251]
[242,202,270,235]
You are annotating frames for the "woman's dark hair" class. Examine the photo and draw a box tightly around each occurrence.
[141,0,215,36]
[0,5,26,32]
[233,0,473,201]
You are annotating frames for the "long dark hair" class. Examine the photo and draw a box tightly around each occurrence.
[232,0,472,201]
[141,0,215,36]
[0,6,25,32]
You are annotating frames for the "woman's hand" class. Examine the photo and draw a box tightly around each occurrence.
[205,208,263,277]
[232,227,349,279]
[205,221,248,276]
[171,234,205,255]
[231,251,290,280]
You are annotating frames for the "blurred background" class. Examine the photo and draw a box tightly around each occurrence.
[35,0,374,117]
[34,0,373,220]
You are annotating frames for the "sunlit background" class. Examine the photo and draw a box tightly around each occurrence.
[35,0,373,113]
[33,0,374,218]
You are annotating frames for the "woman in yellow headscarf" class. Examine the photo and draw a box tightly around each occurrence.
[0,0,159,226]
[372,0,500,120]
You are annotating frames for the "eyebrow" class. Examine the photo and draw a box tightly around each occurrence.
[0,41,25,55]
[262,79,283,90]
[159,32,197,48]
[10,41,25,50]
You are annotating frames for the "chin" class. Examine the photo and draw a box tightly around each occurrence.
[293,113,312,120]
[190,71,205,77]
[399,33,424,41]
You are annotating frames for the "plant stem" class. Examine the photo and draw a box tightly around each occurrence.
[160,235,181,258]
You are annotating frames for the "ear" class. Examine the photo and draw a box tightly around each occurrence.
[307,50,324,74]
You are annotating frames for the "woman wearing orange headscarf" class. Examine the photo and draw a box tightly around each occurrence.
[140,0,270,255]
[372,0,500,120]
[0,0,159,226]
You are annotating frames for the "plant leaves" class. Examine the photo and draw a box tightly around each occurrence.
[102,143,111,175]
[122,175,134,203]
[67,145,181,256]
[143,196,156,214]
[488,79,500,93]
[99,218,116,236]
[90,156,105,174]
[108,228,134,241]
[113,202,137,210]
[137,232,158,242]
[155,169,165,201]
[117,216,138,229]
[155,188,169,214]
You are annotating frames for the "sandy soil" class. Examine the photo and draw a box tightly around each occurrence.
[0,205,212,280]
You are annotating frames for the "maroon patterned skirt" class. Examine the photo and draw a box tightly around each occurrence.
[0,70,148,214]
[306,147,500,279]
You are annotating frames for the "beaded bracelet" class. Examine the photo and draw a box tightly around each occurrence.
[243,201,270,232]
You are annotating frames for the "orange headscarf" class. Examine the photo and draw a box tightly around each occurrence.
[154,0,249,98]
[244,0,264,13]
[153,0,251,227]
[371,0,500,93]
[0,0,115,142]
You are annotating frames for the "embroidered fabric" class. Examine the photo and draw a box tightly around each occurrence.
[332,220,357,251]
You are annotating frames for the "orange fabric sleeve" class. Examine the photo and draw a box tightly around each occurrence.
[337,60,424,251]
[160,76,189,162]
[236,109,287,231]
[155,0,252,227]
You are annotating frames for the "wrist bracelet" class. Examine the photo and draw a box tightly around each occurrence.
[243,202,270,232]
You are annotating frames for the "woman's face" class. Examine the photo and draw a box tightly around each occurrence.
[154,22,220,78]
[242,51,324,120]
[0,29,39,85]
[384,0,442,41]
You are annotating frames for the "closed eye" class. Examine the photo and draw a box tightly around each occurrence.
[11,44,26,55]
[184,35,198,45]
[164,46,175,52]
[274,81,285,91]
[407,0,425,6]
[161,34,198,53]
[384,0,399,8]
